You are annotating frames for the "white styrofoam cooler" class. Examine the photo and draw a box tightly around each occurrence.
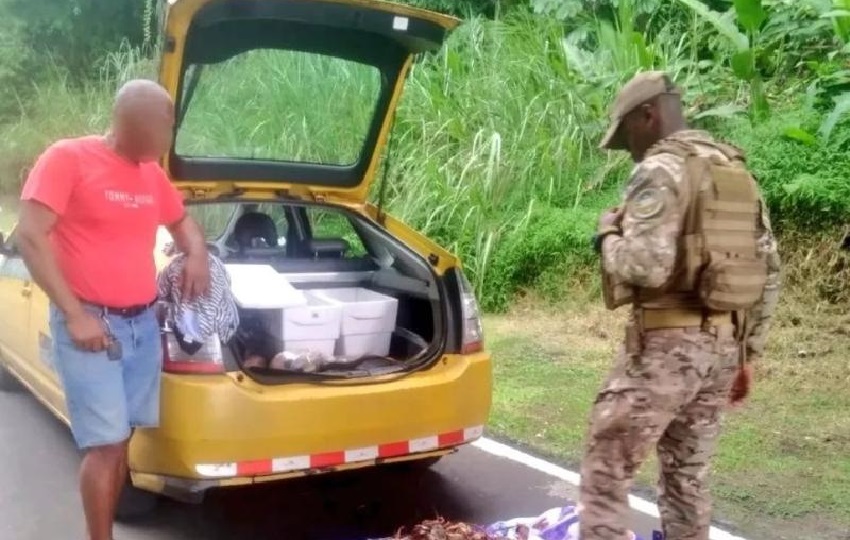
[311,288,398,359]
[225,266,399,360]
[226,264,307,309]
[262,292,342,358]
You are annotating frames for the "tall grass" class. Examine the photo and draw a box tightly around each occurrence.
[1,9,849,311]
[0,40,153,193]
[176,50,380,164]
[374,9,849,308]
[376,13,707,300]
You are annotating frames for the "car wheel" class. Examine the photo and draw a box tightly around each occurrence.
[0,361,22,392]
[115,478,159,522]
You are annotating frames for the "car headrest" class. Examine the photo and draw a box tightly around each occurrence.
[233,212,278,250]
[308,238,350,258]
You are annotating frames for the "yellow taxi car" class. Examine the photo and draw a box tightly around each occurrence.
[0,0,492,517]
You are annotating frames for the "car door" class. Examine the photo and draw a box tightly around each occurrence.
[0,227,35,375]
[0,228,66,415]
[27,283,67,415]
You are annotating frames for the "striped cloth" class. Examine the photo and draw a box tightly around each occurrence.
[157,252,240,349]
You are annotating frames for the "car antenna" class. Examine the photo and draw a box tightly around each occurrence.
[376,111,397,228]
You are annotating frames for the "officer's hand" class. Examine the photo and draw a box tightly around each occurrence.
[597,206,622,234]
[729,363,753,407]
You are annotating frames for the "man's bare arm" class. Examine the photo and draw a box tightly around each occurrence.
[166,214,210,301]
[16,200,85,318]
[166,213,206,257]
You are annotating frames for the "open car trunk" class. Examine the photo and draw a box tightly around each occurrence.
[159,200,444,384]
[155,0,460,382]
[234,273,438,383]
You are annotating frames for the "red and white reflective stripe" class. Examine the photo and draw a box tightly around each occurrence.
[195,426,484,479]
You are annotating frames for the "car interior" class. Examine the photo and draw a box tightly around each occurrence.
[163,201,446,383]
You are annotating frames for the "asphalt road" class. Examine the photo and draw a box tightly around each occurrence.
[0,385,668,540]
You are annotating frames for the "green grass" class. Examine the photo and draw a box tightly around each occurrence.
[487,335,608,456]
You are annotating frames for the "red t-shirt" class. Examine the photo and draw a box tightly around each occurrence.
[21,135,185,308]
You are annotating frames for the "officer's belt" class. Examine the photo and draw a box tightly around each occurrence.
[639,307,733,330]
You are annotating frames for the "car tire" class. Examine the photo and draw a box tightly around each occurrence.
[0,361,22,392]
[115,478,159,522]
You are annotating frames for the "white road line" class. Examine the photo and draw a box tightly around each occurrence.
[472,437,748,540]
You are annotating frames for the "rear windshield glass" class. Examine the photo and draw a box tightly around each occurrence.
[174,49,382,166]
[188,203,289,243]
[187,202,369,258]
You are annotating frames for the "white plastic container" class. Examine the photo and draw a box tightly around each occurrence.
[337,333,392,359]
[264,292,342,358]
[226,264,307,309]
[311,288,398,359]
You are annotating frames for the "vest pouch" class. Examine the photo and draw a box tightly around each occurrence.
[698,254,767,311]
[601,262,634,310]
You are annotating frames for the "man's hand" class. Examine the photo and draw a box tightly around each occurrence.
[166,215,210,302]
[66,310,109,352]
[597,206,622,235]
[182,252,210,302]
[729,363,754,407]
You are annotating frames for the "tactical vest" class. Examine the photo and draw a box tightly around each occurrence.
[601,136,769,313]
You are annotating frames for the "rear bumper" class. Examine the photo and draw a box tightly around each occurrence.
[128,352,491,492]
[131,448,458,503]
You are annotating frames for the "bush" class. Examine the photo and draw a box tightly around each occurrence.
[482,204,606,311]
[0,46,154,195]
[0,0,148,81]
[718,105,850,231]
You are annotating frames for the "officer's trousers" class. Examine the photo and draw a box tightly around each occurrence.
[578,324,740,540]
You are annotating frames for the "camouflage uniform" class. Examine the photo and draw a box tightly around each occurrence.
[578,73,782,540]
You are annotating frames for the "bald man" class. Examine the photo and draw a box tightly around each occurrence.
[580,72,781,539]
[17,79,210,540]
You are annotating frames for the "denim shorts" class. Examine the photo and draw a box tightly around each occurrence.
[49,303,162,450]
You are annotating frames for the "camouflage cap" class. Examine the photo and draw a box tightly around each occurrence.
[599,70,682,150]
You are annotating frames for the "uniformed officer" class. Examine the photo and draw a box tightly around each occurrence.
[578,71,782,540]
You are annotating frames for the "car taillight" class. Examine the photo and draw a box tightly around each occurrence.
[458,271,484,354]
[162,333,225,374]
